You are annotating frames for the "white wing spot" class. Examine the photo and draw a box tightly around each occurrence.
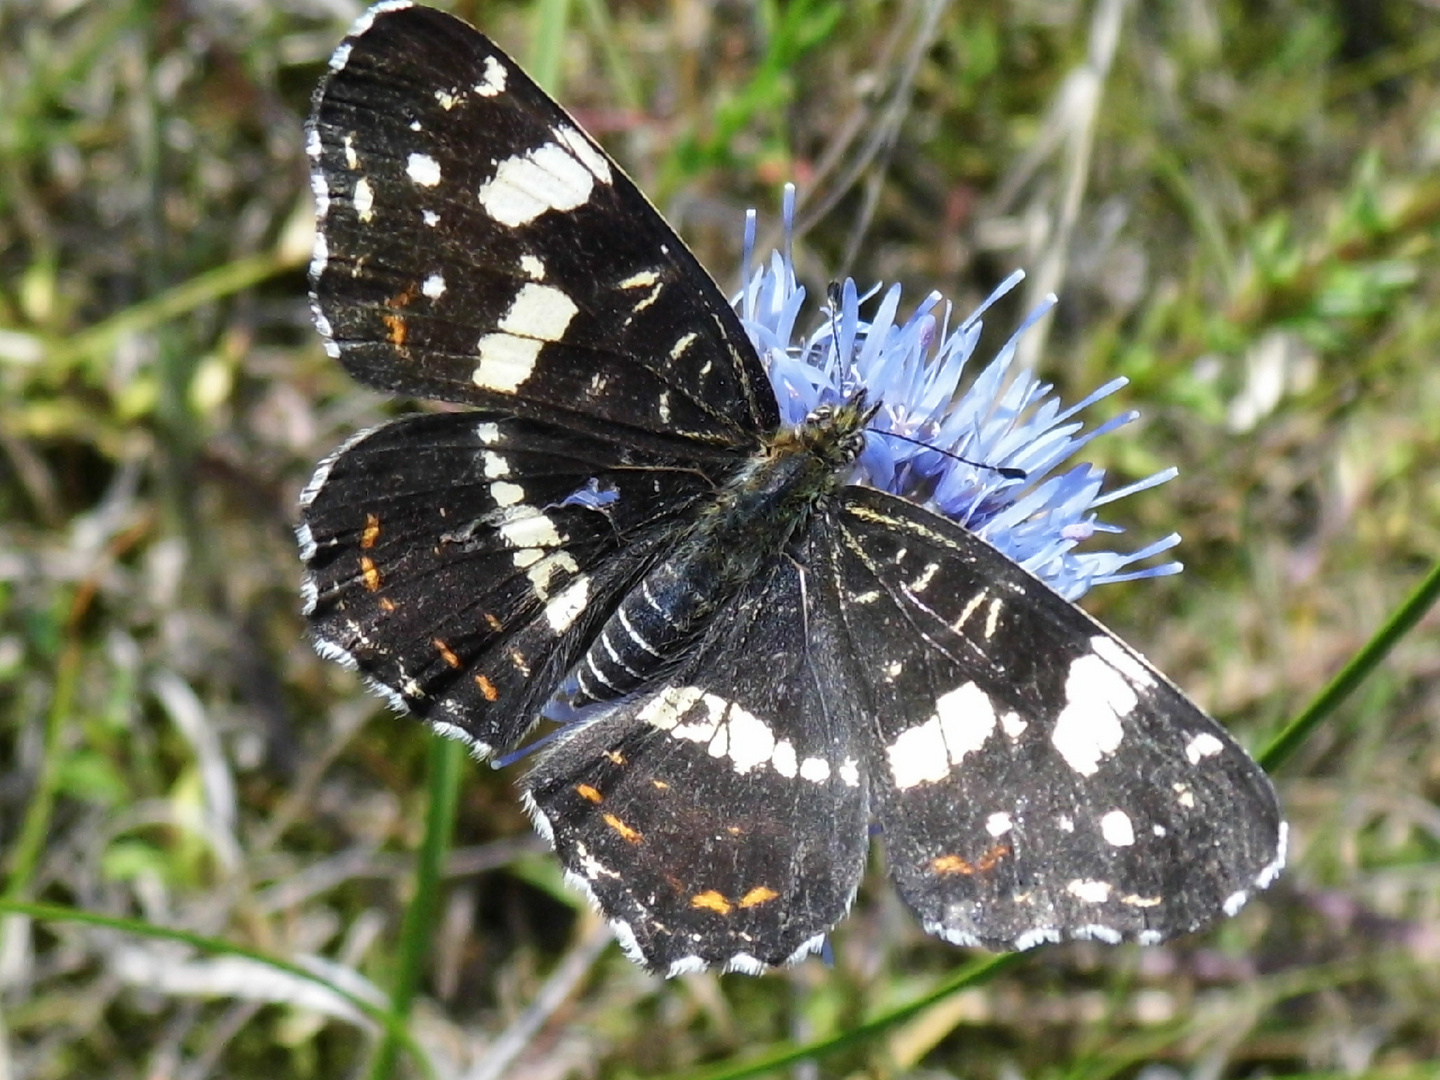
[499,282,578,342]
[618,269,659,289]
[528,551,578,601]
[1185,731,1225,764]
[1222,889,1249,917]
[771,740,797,778]
[657,391,671,423]
[421,273,446,299]
[489,481,524,507]
[434,87,461,110]
[542,574,590,633]
[342,132,358,169]
[473,333,541,391]
[475,55,506,96]
[475,422,501,445]
[1066,879,1113,904]
[710,701,775,774]
[353,176,375,222]
[1121,894,1163,908]
[886,681,996,789]
[838,758,860,786]
[554,124,612,184]
[669,331,698,359]
[984,597,1003,639]
[638,685,706,731]
[953,590,987,632]
[1000,712,1027,740]
[985,812,1013,837]
[422,209,440,227]
[519,254,546,280]
[1099,809,1135,847]
[478,143,596,226]
[1090,634,1156,687]
[1057,814,1075,832]
[1050,653,1135,776]
[799,757,831,783]
[497,508,562,550]
[406,152,442,187]
[908,563,939,593]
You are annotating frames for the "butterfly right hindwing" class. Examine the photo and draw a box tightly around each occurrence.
[821,486,1285,950]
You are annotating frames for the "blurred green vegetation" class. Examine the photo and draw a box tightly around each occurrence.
[2,0,1439,1077]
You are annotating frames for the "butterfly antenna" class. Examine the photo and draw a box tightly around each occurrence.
[828,281,1026,482]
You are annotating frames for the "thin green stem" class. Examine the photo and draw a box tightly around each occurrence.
[2,638,79,908]
[367,735,465,1080]
[1260,553,1440,772]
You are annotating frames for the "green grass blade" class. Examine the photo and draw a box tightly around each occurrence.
[367,735,465,1080]
[1260,553,1440,772]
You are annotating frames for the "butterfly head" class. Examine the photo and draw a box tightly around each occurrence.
[789,390,881,473]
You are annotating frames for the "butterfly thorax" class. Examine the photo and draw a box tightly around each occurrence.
[568,394,874,709]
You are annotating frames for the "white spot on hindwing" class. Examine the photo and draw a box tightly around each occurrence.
[406,152,441,187]
[985,812,1013,837]
[885,682,996,789]
[1049,651,1136,776]
[639,685,825,778]
[353,176,375,221]
[1185,731,1225,764]
[1099,809,1135,847]
[542,574,589,632]
[421,273,446,299]
[1066,879,1113,904]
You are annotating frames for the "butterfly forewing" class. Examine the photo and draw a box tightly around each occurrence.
[523,547,871,976]
[824,486,1285,949]
[308,3,778,449]
[300,411,717,753]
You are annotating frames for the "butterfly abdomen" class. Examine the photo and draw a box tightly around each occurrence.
[570,415,855,707]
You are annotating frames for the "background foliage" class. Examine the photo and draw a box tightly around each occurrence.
[2,0,1439,1076]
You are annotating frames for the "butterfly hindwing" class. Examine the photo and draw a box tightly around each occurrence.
[823,486,1286,949]
[308,3,778,449]
[299,411,717,754]
[522,547,871,975]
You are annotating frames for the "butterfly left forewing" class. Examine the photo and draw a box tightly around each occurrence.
[823,486,1285,950]
[308,3,778,449]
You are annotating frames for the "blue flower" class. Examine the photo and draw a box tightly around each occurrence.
[737,185,1181,602]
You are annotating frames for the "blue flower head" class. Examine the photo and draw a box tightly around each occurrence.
[739,185,1181,602]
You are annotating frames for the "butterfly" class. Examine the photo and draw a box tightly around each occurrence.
[298,1,1285,976]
